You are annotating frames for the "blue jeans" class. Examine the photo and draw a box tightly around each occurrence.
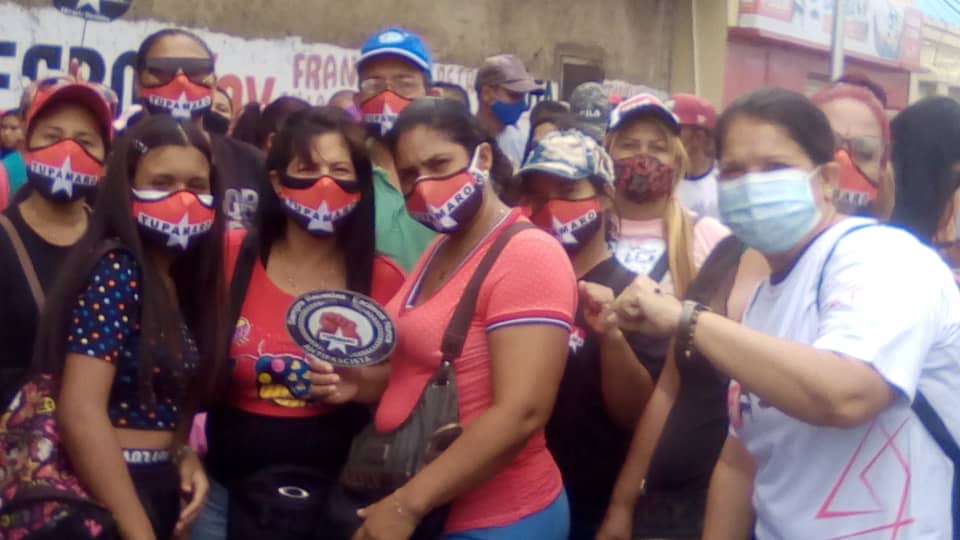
[191,478,229,540]
[445,490,569,540]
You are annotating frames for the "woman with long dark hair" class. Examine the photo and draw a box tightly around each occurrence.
[192,106,404,540]
[134,28,265,231]
[889,96,960,277]
[0,75,116,406]
[343,97,576,540]
[34,114,227,540]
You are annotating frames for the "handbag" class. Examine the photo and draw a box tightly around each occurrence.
[226,465,332,540]
[328,221,534,540]
[0,219,118,540]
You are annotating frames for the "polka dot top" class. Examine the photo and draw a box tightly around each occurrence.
[66,248,198,431]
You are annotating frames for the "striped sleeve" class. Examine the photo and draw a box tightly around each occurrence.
[481,229,577,334]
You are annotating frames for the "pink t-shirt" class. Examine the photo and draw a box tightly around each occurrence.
[612,214,730,294]
[377,211,577,532]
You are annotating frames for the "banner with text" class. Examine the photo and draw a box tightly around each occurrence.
[0,2,667,115]
[737,0,923,68]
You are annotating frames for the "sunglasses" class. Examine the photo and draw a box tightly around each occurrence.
[23,74,119,119]
[281,174,361,193]
[834,132,885,165]
[141,57,216,86]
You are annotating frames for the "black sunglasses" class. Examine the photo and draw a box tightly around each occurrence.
[141,57,215,86]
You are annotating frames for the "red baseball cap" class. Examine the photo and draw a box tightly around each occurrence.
[22,75,118,139]
[609,93,679,134]
[667,93,717,130]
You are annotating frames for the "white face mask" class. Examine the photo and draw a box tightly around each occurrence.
[718,167,822,254]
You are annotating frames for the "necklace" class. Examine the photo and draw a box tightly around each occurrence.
[272,241,343,295]
[433,207,510,283]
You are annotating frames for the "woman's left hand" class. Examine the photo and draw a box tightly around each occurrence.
[351,491,422,540]
[609,275,684,337]
[174,447,209,536]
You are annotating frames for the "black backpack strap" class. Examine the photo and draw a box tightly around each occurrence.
[913,392,960,535]
[649,213,702,283]
[648,252,669,283]
[815,222,877,309]
[228,230,259,331]
[440,221,534,363]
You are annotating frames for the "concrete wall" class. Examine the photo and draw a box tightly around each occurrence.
[671,0,729,107]
[13,0,675,92]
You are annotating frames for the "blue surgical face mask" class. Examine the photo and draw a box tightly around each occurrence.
[718,167,822,254]
[491,98,527,126]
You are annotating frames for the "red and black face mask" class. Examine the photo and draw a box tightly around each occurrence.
[131,189,215,251]
[833,149,878,216]
[140,74,214,120]
[613,155,676,204]
[24,139,103,202]
[360,91,412,137]
[277,174,361,236]
[404,152,488,234]
[529,197,603,254]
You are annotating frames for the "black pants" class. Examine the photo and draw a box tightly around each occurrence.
[130,461,180,540]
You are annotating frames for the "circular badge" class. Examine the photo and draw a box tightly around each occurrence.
[286,290,396,368]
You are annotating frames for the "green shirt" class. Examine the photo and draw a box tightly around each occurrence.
[373,166,435,271]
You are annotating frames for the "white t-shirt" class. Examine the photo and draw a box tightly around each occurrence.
[676,165,720,220]
[731,218,960,539]
[612,214,729,295]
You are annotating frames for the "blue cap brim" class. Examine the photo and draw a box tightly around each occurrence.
[358,48,431,73]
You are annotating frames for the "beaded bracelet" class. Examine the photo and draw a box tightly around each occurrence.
[677,300,709,360]
[172,444,192,465]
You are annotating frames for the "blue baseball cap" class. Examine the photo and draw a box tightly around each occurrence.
[358,27,432,74]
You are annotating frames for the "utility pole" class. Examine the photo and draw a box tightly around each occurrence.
[830,0,846,80]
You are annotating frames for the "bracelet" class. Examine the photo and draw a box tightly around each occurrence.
[392,491,411,518]
[677,300,709,360]
[172,445,192,465]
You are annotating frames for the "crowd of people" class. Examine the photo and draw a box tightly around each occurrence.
[0,22,959,540]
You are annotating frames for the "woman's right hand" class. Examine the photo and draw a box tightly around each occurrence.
[306,356,360,405]
[595,502,634,540]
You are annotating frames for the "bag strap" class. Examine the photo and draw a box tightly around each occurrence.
[814,222,877,309]
[440,221,534,363]
[648,214,702,284]
[913,392,960,534]
[816,222,960,530]
[0,213,43,309]
[648,252,669,283]
[228,230,259,332]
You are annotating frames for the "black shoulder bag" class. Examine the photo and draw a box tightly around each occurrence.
[326,221,534,540]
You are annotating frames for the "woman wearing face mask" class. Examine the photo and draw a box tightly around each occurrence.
[0,75,116,407]
[605,94,730,299]
[32,114,226,540]
[344,97,576,540]
[889,96,960,280]
[811,82,894,218]
[590,87,960,539]
[135,28,266,231]
[515,129,657,539]
[192,106,405,540]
